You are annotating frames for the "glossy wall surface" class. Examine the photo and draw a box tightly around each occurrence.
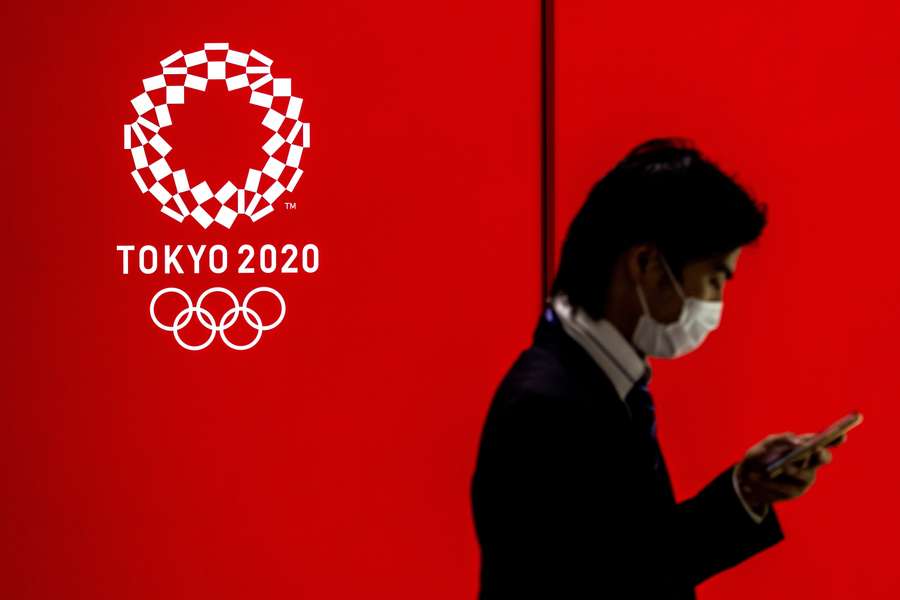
[3,1,897,598]
[3,2,540,598]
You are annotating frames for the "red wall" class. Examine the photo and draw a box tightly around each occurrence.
[3,2,540,598]
[3,1,896,598]
[553,1,900,597]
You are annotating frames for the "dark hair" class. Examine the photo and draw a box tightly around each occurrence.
[550,137,767,319]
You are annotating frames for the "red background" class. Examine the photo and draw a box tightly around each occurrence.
[554,1,900,597]
[2,1,897,598]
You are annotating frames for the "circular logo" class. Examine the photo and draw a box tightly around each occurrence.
[123,43,310,228]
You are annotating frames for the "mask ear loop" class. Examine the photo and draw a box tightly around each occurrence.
[634,282,651,315]
[658,253,686,300]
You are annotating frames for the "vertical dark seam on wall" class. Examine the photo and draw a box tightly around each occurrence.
[540,0,555,306]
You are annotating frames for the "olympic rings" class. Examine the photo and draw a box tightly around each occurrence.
[149,286,286,351]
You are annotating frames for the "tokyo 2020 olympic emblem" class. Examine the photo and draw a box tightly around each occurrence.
[123,42,311,228]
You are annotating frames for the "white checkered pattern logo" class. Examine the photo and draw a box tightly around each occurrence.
[123,43,311,228]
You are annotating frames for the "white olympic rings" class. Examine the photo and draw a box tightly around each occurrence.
[150,286,286,351]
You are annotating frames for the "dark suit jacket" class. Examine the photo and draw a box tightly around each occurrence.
[471,305,783,599]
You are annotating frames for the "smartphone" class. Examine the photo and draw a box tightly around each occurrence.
[765,411,863,478]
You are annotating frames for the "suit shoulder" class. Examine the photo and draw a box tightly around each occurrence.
[487,346,601,429]
[499,345,570,402]
[489,343,626,426]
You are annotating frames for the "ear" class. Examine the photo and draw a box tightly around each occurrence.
[624,244,659,285]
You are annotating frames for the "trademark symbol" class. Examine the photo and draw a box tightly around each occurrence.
[284,202,297,210]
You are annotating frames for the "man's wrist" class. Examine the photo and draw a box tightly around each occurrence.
[732,464,768,524]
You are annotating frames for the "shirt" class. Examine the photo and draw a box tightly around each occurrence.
[550,293,767,524]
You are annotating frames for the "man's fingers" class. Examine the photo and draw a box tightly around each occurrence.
[813,447,832,466]
[746,465,813,486]
[743,430,839,504]
[778,468,815,485]
[760,441,799,463]
[781,447,832,471]
[826,433,847,447]
[756,432,795,448]
[740,464,819,505]
[759,474,815,497]
[751,482,799,502]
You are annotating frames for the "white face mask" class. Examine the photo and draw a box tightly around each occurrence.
[631,255,723,358]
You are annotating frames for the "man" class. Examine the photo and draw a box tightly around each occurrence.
[471,138,846,599]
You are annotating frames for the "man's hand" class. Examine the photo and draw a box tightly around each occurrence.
[734,432,847,515]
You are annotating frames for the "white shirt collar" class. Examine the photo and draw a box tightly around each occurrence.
[551,293,650,401]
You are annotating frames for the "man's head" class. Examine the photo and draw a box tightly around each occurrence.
[551,138,766,352]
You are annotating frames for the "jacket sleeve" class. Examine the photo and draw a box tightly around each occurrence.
[658,464,784,588]
[483,389,783,597]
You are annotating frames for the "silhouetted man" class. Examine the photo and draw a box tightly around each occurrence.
[471,139,845,599]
